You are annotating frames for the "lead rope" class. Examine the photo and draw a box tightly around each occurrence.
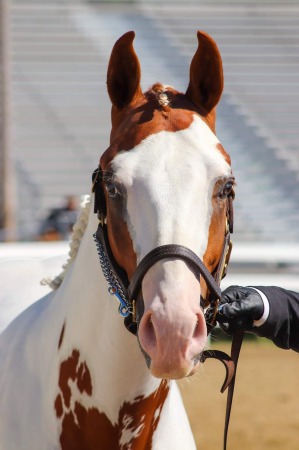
[201,323,244,450]
[202,284,243,450]
[223,331,244,450]
[200,192,243,450]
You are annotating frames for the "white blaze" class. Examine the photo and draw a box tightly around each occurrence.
[111,115,231,261]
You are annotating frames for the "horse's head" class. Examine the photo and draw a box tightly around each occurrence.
[98,31,234,379]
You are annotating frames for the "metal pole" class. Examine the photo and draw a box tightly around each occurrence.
[0,0,14,241]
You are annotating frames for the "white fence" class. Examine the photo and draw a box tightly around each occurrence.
[0,240,299,332]
[0,241,69,259]
[1,241,299,291]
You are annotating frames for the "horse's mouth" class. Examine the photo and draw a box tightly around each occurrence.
[138,338,202,379]
[187,355,201,377]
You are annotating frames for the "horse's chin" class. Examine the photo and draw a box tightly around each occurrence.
[149,364,199,380]
[186,358,200,378]
[143,354,201,380]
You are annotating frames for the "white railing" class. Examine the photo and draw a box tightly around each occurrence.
[1,241,299,292]
[230,242,299,265]
[224,242,299,291]
[0,241,69,259]
[0,240,298,333]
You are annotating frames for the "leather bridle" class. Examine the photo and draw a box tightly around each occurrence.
[92,166,243,450]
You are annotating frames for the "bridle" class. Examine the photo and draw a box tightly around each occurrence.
[91,166,233,328]
[92,166,243,450]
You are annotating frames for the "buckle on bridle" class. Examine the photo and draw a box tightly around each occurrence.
[98,211,105,227]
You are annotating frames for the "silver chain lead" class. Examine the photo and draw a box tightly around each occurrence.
[93,232,131,317]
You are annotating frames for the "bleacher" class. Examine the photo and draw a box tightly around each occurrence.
[6,0,299,243]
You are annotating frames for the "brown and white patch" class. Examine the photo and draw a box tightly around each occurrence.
[55,349,169,449]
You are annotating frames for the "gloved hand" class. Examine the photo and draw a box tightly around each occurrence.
[216,285,264,334]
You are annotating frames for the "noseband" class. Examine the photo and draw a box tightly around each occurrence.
[92,166,242,450]
[94,227,223,333]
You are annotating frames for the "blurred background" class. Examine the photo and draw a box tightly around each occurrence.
[1,0,299,290]
[0,1,299,448]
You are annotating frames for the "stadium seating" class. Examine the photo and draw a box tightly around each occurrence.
[8,0,299,242]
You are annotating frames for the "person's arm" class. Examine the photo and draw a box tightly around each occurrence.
[217,285,299,353]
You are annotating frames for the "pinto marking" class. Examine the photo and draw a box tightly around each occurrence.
[55,349,169,449]
[0,30,232,449]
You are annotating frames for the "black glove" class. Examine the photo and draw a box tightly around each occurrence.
[216,286,264,334]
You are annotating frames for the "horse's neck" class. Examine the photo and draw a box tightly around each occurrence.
[56,207,161,412]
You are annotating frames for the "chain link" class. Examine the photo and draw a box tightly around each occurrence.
[93,233,131,317]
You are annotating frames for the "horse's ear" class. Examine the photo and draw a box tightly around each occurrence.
[186,31,223,114]
[107,31,142,110]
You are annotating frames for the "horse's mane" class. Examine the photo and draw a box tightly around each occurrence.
[41,195,91,290]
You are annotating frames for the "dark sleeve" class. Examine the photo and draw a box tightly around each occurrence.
[252,286,299,353]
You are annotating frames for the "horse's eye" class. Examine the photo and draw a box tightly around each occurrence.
[105,182,119,198]
[219,181,234,199]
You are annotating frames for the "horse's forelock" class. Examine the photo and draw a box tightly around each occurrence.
[145,83,177,108]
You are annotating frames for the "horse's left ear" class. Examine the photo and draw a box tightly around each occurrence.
[107,31,142,110]
[186,31,223,114]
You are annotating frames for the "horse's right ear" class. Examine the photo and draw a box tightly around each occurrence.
[107,31,142,110]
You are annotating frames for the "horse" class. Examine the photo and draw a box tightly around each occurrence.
[0,30,235,449]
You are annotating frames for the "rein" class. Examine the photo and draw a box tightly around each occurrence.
[92,166,243,450]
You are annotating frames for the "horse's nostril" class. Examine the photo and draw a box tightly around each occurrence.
[192,314,204,339]
[139,312,156,351]
[193,318,199,338]
[145,313,153,330]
